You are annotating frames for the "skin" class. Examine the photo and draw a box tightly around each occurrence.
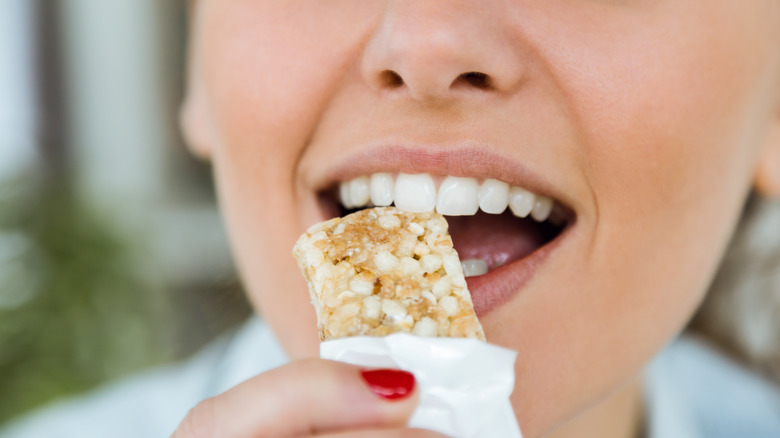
[176,1,780,437]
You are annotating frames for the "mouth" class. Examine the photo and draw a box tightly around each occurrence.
[314,152,575,317]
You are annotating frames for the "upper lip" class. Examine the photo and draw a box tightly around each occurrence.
[305,143,575,212]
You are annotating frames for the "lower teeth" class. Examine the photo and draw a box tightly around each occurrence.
[461,259,488,278]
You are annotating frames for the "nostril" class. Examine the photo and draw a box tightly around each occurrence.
[374,69,494,95]
[456,72,492,90]
[379,70,404,88]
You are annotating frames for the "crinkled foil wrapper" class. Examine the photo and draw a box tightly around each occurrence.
[321,334,522,438]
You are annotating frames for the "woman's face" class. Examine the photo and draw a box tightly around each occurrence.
[184,1,780,436]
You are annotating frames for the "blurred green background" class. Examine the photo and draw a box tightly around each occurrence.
[0,0,250,424]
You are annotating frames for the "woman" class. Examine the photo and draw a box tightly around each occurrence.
[5,1,780,437]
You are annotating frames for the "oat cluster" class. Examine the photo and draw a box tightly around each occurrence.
[293,207,485,341]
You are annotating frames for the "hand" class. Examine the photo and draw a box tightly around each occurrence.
[171,358,448,437]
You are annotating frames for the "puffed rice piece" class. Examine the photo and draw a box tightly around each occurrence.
[293,207,485,341]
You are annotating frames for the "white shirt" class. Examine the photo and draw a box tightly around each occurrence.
[2,317,779,438]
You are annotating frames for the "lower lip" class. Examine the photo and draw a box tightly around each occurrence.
[466,222,572,316]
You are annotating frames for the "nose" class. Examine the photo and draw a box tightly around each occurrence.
[361,1,526,100]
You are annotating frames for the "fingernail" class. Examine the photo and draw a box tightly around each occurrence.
[360,369,416,401]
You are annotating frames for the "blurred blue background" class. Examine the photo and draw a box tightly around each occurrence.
[0,0,250,423]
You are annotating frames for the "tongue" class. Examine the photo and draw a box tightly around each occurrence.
[446,211,550,271]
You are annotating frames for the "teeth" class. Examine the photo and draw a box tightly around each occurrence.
[394,173,437,213]
[508,186,535,218]
[531,196,554,222]
[338,172,560,223]
[339,177,371,209]
[461,259,488,277]
[339,181,353,208]
[370,173,394,207]
[478,179,509,214]
[349,176,370,207]
[436,177,479,216]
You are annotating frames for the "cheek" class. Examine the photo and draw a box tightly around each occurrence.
[201,0,381,150]
[197,1,379,357]
[558,3,774,293]
[504,4,778,433]
[200,0,382,198]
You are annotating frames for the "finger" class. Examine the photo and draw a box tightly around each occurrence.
[319,428,451,438]
[171,359,419,438]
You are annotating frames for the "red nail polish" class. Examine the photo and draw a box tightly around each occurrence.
[360,369,416,401]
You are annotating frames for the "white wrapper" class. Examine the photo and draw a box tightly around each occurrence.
[321,334,522,438]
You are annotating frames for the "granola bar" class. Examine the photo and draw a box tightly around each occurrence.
[293,207,485,341]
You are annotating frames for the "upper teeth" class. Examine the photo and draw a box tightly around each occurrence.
[339,173,556,222]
